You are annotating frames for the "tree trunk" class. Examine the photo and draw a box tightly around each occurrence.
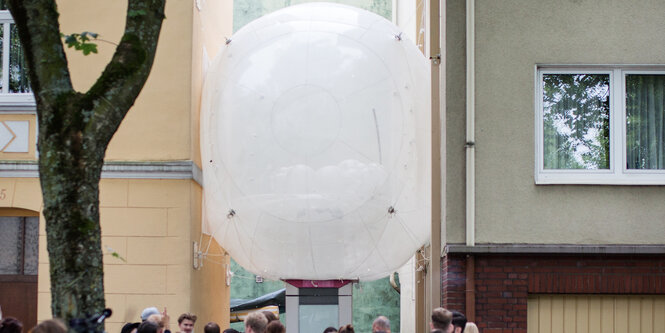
[7,0,167,328]
[39,100,106,322]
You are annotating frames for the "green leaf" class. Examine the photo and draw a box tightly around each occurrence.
[61,32,99,56]
[111,252,126,262]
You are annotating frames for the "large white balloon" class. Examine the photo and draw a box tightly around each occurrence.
[201,2,430,281]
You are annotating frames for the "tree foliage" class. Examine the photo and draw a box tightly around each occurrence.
[6,0,166,328]
[542,74,610,169]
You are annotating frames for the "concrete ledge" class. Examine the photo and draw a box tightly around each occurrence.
[445,243,665,254]
[0,160,203,186]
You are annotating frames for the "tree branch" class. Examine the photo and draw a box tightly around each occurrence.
[82,0,166,155]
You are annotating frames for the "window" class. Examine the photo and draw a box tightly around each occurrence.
[0,6,33,107]
[536,66,665,184]
[0,216,38,275]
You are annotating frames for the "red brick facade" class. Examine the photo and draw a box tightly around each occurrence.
[441,253,665,333]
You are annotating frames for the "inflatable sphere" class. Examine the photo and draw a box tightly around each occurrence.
[201,3,430,281]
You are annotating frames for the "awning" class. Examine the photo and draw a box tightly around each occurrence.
[230,288,286,316]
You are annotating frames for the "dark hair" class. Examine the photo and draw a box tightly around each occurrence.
[0,317,23,333]
[137,321,160,333]
[452,311,467,332]
[262,311,278,323]
[323,327,338,333]
[338,324,354,333]
[222,329,240,333]
[121,322,140,333]
[204,322,220,333]
[178,313,198,324]
[264,321,285,333]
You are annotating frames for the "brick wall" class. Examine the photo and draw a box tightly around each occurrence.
[441,253,665,333]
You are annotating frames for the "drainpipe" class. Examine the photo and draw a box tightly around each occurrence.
[465,255,476,321]
[465,0,477,323]
[465,0,475,247]
[427,0,442,314]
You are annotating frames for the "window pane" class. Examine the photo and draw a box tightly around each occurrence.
[543,74,610,169]
[626,74,665,170]
[299,304,339,333]
[0,217,23,274]
[23,216,39,275]
[9,23,30,93]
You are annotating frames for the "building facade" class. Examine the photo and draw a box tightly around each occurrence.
[0,1,232,331]
[440,0,665,332]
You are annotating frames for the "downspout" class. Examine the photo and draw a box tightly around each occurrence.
[465,255,476,321]
[465,0,477,322]
[427,0,442,312]
[465,0,475,247]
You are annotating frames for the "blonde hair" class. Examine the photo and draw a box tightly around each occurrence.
[465,322,479,333]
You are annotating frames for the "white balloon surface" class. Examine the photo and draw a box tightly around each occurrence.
[201,3,430,281]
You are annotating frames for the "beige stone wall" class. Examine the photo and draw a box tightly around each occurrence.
[190,184,231,329]
[32,179,200,331]
[445,0,665,244]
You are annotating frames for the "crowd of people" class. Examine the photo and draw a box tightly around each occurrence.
[228,306,479,333]
[0,306,479,333]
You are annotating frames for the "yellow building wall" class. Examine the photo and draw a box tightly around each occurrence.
[189,2,233,327]
[57,0,193,161]
[0,0,232,330]
[22,178,230,331]
[189,184,231,329]
[191,1,234,168]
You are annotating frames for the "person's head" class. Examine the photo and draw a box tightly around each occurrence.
[323,327,338,333]
[244,312,268,333]
[430,307,453,332]
[463,322,478,333]
[0,317,23,333]
[121,322,141,333]
[338,324,354,333]
[146,314,166,333]
[372,316,390,333]
[222,329,240,333]
[138,320,161,333]
[451,311,467,333]
[29,319,67,333]
[204,322,220,333]
[177,313,197,333]
[264,321,285,333]
[262,311,278,323]
[141,307,161,322]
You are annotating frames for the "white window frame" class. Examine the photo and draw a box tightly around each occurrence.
[0,10,35,108]
[535,65,665,185]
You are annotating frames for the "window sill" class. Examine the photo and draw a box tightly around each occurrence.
[536,171,665,185]
[0,94,36,112]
